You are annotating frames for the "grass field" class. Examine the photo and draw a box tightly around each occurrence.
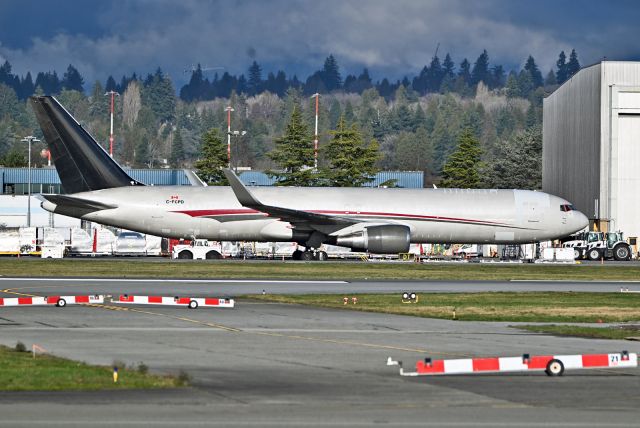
[247,292,640,322]
[517,324,640,340]
[1,258,640,280]
[0,345,183,391]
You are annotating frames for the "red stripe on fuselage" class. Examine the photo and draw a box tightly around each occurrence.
[173,209,508,226]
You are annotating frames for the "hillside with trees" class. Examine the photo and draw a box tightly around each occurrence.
[0,49,581,188]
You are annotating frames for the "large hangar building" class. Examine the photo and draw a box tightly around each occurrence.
[543,61,640,241]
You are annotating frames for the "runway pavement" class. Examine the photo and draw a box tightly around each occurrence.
[0,279,639,426]
[1,276,639,295]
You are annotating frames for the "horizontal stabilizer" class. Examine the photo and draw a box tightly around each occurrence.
[38,194,117,217]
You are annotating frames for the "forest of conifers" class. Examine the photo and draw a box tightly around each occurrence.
[0,49,581,188]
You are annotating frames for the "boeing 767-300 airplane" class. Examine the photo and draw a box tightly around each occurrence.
[30,96,588,260]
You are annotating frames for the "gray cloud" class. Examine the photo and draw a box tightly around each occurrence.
[0,0,638,88]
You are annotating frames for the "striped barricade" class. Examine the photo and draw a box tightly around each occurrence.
[0,295,104,308]
[387,351,638,377]
[113,295,235,309]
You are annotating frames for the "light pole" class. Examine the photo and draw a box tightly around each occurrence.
[228,130,247,172]
[311,93,320,171]
[225,106,234,168]
[104,91,119,157]
[21,136,41,227]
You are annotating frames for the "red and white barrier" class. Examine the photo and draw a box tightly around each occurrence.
[113,295,234,309]
[387,351,638,377]
[0,295,104,308]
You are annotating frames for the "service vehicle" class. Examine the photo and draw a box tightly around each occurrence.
[562,231,633,261]
[172,239,223,259]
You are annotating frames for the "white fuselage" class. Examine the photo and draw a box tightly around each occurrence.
[41,186,588,244]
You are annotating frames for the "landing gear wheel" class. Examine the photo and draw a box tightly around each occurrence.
[56,298,66,308]
[613,245,631,261]
[316,251,328,261]
[301,251,315,261]
[292,250,303,260]
[587,248,602,261]
[178,250,193,259]
[205,251,222,260]
[545,359,564,376]
[188,300,198,309]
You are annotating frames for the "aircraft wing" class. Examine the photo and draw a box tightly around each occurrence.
[223,169,357,229]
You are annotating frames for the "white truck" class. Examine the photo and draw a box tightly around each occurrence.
[172,239,223,260]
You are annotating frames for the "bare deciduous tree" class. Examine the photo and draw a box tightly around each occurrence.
[122,81,141,129]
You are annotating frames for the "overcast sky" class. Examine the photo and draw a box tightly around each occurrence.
[1,0,639,89]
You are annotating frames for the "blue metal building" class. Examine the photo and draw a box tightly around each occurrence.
[1,168,424,194]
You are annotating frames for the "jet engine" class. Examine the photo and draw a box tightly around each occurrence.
[335,224,411,254]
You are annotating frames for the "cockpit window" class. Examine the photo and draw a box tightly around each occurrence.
[560,204,575,212]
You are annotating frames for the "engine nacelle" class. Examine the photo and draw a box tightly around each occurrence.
[335,225,410,254]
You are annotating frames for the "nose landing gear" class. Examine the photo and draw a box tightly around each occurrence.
[292,249,329,261]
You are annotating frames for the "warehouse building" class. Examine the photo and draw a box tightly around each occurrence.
[543,61,640,241]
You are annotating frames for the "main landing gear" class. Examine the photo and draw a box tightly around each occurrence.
[292,249,328,261]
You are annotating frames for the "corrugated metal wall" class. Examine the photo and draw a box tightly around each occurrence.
[600,62,640,221]
[0,168,192,187]
[1,168,424,190]
[238,171,424,188]
[543,63,601,218]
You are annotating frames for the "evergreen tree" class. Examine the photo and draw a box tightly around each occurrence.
[544,69,557,86]
[425,55,444,92]
[170,127,185,166]
[180,64,207,101]
[267,106,315,186]
[442,54,455,78]
[458,58,471,87]
[566,49,580,79]
[89,80,108,119]
[194,128,228,185]
[471,50,490,85]
[490,65,505,89]
[0,147,27,167]
[524,55,543,88]
[273,70,288,96]
[487,126,541,189]
[19,72,35,99]
[556,51,568,84]
[142,68,176,121]
[505,73,520,98]
[323,116,380,187]
[343,100,356,124]
[247,61,262,95]
[134,133,150,167]
[517,70,534,98]
[105,75,117,92]
[440,128,483,188]
[0,61,12,87]
[35,71,61,94]
[412,66,429,94]
[61,64,84,92]
[322,55,342,91]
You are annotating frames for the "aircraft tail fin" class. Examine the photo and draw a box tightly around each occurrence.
[30,96,143,194]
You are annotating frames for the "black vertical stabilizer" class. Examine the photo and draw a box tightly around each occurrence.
[30,96,143,194]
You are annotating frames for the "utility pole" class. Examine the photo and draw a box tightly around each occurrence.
[228,130,247,173]
[21,136,41,227]
[104,91,119,157]
[311,93,320,171]
[225,106,234,168]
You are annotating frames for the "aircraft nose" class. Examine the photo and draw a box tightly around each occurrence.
[573,210,589,232]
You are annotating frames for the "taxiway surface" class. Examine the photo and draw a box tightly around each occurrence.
[0,278,639,426]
